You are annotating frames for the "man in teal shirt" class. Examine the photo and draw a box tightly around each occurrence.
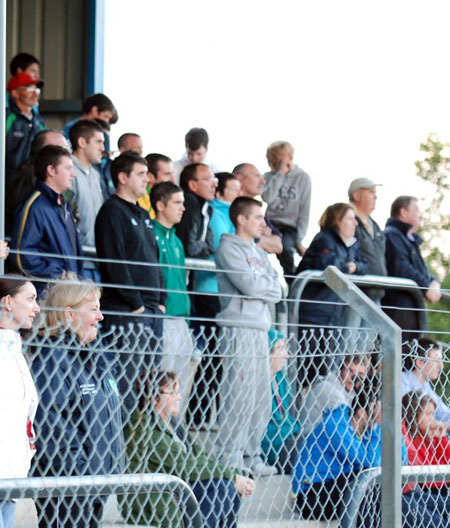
[151,181,195,421]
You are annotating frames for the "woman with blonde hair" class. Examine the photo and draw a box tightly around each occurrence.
[31,274,124,528]
[296,203,368,384]
[0,275,40,528]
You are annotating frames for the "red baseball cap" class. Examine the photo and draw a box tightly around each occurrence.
[7,73,44,92]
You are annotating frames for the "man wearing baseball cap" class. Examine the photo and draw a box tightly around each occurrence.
[347,178,388,350]
[5,72,45,182]
[348,177,387,302]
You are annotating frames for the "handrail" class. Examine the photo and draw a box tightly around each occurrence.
[340,465,450,528]
[0,473,204,528]
[288,270,427,332]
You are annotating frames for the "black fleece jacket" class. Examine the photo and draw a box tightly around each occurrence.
[95,195,166,312]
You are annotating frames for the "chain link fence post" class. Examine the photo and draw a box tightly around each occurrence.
[324,265,402,528]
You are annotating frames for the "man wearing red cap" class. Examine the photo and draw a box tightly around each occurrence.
[5,73,45,182]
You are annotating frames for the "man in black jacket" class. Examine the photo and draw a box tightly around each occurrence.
[175,163,219,428]
[95,151,166,415]
[383,195,441,341]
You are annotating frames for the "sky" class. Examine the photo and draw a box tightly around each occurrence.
[104,0,450,246]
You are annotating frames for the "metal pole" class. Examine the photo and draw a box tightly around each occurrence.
[0,0,6,274]
[0,473,204,528]
[324,266,402,528]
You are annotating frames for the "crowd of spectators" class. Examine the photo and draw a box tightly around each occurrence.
[1,51,449,527]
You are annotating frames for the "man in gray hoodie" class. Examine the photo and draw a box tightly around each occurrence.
[214,197,283,476]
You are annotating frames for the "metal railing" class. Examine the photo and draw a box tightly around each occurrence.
[0,474,203,528]
[289,269,428,331]
[341,465,450,528]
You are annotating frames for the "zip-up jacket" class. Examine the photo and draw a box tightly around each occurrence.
[174,190,214,259]
[30,334,124,478]
[95,194,166,312]
[6,100,45,182]
[153,220,190,317]
[10,180,83,287]
[355,216,387,300]
[296,228,368,326]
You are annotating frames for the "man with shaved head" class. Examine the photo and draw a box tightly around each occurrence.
[232,163,282,255]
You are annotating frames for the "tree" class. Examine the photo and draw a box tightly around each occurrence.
[415,133,450,347]
[415,133,450,278]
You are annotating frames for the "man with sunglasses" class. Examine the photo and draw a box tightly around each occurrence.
[300,354,368,439]
[5,72,45,182]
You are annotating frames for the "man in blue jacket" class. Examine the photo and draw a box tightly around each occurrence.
[10,145,83,294]
[383,196,441,341]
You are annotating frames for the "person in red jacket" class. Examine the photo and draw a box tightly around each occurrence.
[402,390,450,491]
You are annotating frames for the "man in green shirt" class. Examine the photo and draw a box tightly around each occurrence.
[151,182,195,421]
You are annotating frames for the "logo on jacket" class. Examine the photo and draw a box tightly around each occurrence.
[131,218,138,226]
[80,383,98,395]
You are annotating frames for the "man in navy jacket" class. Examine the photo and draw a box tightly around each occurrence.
[10,145,83,294]
[383,195,441,340]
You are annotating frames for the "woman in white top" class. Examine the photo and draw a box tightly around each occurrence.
[0,275,40,528]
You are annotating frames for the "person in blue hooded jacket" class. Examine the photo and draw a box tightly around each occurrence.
[293,378,382,520]
[295,202,368,384]
[261,329,301,474]
[30,275,124,528]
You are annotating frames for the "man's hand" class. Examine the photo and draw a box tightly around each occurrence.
[131,306,145,314]
[235,475,256,498]
[425,280,441,303]
[158,304,166,314]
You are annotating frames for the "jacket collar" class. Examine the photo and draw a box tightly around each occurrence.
[36,180,64,206]
[385,217,423,244]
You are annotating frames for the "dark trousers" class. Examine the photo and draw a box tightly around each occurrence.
[35,497,104,528]
[188,294,221,427]
[191,478,241,528]
[272,223,298,280]
[101,307,163,419]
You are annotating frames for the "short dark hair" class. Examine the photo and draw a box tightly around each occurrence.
[34,145,72,182]
[110,151,147,188]
[0,274,29,298]
[145,153,172,176]
[229,196,262,228]
[232,163,250,176]
[216,172,239,196]
[179,163,207,191]
[9,53,39,75]
[30,129,66,162]
[150,182,183,212]
[390,196,416,218]
[93,118,110,132]
[402,336,441,371]
[69,119,104,152]
[82,93,115,115]
[118,133,140,151]
[185,127,209,151]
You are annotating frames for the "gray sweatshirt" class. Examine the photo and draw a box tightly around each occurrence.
[215,233,282,330]
[262,165,312,245]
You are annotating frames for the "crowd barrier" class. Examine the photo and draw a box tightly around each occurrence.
[1,250,450,527]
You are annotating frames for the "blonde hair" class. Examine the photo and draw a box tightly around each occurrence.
[41,273,101,336]
[266,141,294,171]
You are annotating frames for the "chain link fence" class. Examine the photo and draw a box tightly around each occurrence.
[1,254,450,527]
